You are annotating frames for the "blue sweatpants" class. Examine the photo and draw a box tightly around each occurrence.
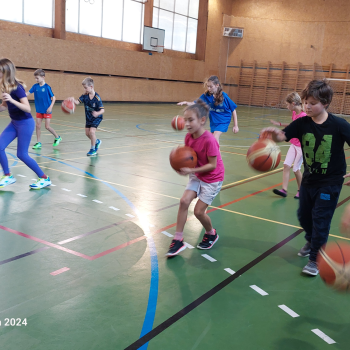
[0,118,44,178]
[297,184,342,262]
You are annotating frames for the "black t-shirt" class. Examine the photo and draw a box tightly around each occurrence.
[284,113,350,187]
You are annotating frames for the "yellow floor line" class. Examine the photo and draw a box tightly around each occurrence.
[329,234,350,241]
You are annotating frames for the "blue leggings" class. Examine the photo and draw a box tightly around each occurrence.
[0,118,44,177]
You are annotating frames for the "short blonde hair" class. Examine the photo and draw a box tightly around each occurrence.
[82,77,94,86]
[34,69,45,77]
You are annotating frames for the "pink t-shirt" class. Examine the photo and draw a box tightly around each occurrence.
[290,111,307,147]
[185,130,225,183]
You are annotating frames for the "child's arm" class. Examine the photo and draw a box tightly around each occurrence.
[46,95,56,114]
[177,101,195,106]
[0,100,7,112]
[179,156,217,175]
[26,91,32,97]
[68,97,80,105]
[270,119,289,127]
[2,93,31,113]
[92,108,105,118]
[260,127,287,142]
[232,110,239,133]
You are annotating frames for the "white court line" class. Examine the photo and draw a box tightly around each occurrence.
[93,199,103,204]
[62,188,71,192]
[50,184,56,186]
[250,285,269,296]
[125,214,135,218]
[161,231,173,237]
[311,329,336,344]
[32,179,37,181]
[201,254,217,262]
[185,242,194,249]
[77,194,87,197]
[17,174,26,177]
[109,206,120,211]
[224,268,236,275]
[278,305,299,318]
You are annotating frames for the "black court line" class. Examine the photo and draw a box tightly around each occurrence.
[125,195,350,350]
[0,247,50,266]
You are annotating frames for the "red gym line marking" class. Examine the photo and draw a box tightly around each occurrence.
[0,225,92,260]
[50,267,70,275]
[0,179,295,261]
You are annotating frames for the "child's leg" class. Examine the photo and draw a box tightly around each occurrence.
[282,164,291,191]
[294,170,302,190]
[293,146,303,191]
[193,199,211,231]
[15,119,45,178]
[35,117,42,142]
[175,190,197,239]
[297,185,314,245]
[212,131,222,143]
[89,127,97,148]
[308,185,342,262]
[0,122,17,175]
[45,118,58,139]
[273,145,294,197]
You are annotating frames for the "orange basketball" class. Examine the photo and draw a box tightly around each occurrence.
[317,241,350,291]
[171,115,185,131]
[246,139,281,172]
[169,146,197,171]
[61,99,75,114]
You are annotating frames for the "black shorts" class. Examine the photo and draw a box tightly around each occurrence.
[85,117,102,129]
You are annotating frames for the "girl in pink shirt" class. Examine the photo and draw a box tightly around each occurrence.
[166,100,225,257]
[271,92,307,198]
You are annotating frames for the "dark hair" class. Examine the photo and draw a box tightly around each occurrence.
[301,79,333,106]
[34,69,45,77]
[204,75,224,106]
[184,99,209,121]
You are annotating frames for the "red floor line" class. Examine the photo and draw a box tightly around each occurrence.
[0,225,93,260]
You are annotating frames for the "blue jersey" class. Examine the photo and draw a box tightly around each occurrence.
[198,92,237,125]
[29,83,54,114]
[78,93,104,123]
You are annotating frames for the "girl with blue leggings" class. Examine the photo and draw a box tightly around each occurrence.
[0,58,51,189]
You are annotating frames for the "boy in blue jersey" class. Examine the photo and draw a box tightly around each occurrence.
[68,77,104,156]
[26,69,61,149]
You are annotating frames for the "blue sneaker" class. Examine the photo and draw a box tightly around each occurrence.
[87,148,97,156]
[95,139,102,151]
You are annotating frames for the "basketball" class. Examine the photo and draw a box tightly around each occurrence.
[61,99,75,114]
[171,115,185,131]
[317,241,350,291]
[246,139,281,172]
[169,146,197,171]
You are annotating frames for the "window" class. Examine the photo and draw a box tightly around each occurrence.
[66,0,145,44]
[0,0,54,28]
[152,0,199,53]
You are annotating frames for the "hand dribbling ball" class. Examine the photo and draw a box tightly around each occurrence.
[246,139,281,172]
[61,99,75,114]
[169,146,197,172]
[171,115,185,131]
[317,241,350,291]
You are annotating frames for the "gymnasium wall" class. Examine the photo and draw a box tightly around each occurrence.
[223,0,350,107]
[0,0,233,102]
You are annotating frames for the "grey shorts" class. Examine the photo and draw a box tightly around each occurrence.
[185,174,223,205]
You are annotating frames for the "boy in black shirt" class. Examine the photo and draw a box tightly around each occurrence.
[261,79,350,276]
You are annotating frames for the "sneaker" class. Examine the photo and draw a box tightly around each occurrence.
[197,230,219,250]
[302,260,319,276]
[0,175,16,188]
[273,188,287,197]
[32,142,42,149]
[166,239,186,257]
[29,176,51,190]
[298,241,311,257]
[294,191,300,199]
[53,136,62,147]
[95,139,102,151]
[87,149,97,156]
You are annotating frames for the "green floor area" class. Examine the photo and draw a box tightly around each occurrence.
[0,103,350,349]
